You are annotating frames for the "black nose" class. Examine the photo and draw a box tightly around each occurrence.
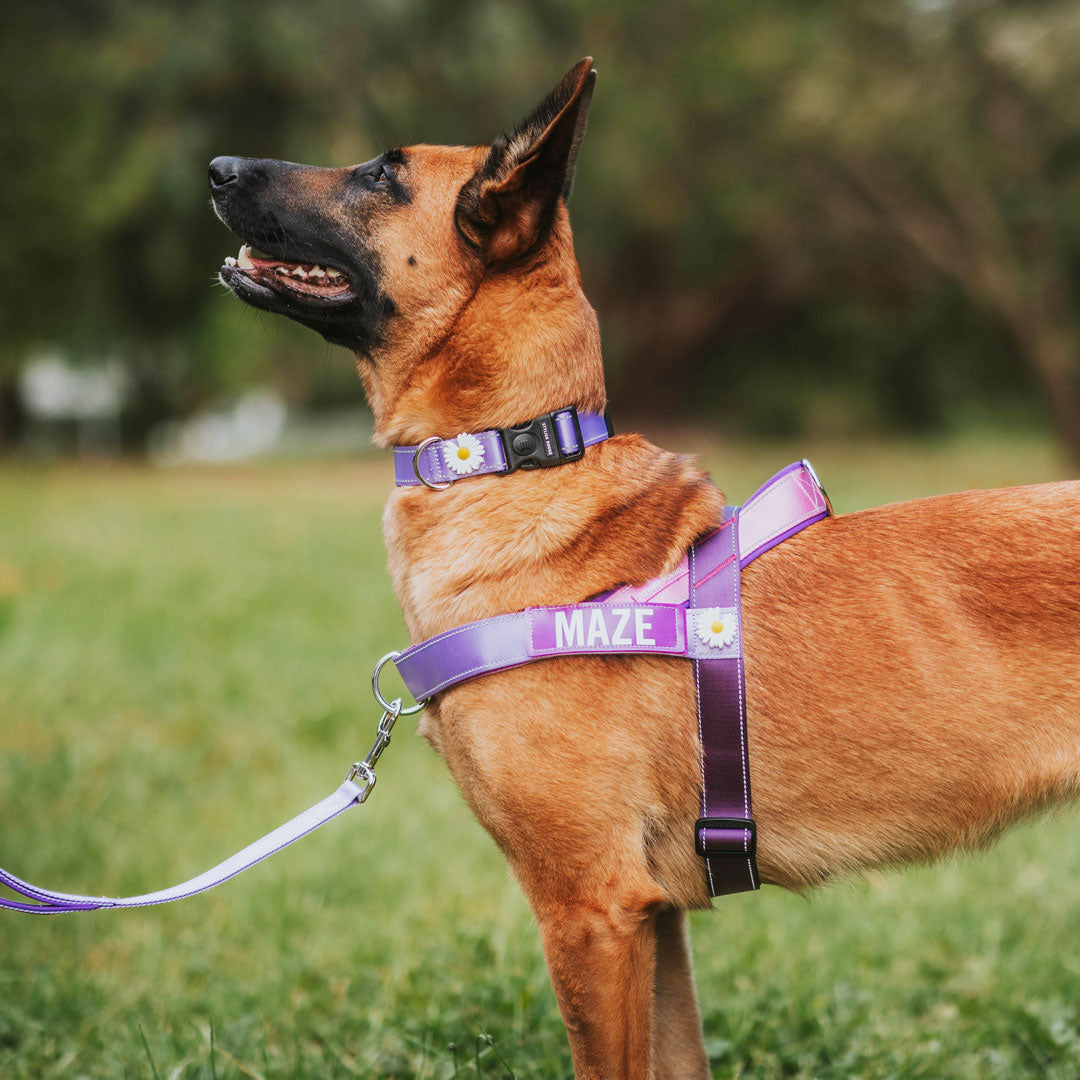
[208,156,240,190]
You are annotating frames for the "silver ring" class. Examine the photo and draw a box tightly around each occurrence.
[413,436,451,491]
[372,651,427,715]
[801,459,834,517]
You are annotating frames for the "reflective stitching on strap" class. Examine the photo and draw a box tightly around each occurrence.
[399,611,525,663]
[690,541,716,896]
[731,516,756,887]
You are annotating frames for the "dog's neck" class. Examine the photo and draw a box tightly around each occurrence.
[368,214,725,638]
[363,223,607,448]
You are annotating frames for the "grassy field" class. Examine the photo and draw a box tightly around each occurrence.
[1,432,1078,1079]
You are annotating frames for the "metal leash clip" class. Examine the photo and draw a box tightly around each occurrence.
[346,651,428,801]
[346,698,402,802]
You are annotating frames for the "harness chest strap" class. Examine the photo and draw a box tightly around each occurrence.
[389,460,832,898]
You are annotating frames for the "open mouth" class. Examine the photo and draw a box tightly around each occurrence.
[221,244,355,305]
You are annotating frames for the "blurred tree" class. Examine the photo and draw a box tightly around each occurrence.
[571,0,1080,454]
[0,0,1077,456]
[777,2,1080,458]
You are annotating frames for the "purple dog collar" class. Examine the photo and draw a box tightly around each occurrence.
[388,460,831,897]
[394,405,613,488]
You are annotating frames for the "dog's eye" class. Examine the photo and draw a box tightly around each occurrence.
[375,166,390,185]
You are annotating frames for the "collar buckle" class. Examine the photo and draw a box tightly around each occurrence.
[499,407,585,473]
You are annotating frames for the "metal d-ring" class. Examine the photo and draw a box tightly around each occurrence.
[372,651,427,715]
[413,436,452,491]
[801,458,834,517]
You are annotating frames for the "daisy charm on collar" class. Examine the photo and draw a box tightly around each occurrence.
[696,607,737,649]
[444,433,486,475]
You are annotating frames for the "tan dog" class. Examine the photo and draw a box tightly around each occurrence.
[210,58,1080,1080]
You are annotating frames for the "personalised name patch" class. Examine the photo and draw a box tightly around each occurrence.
[527,604,687,657]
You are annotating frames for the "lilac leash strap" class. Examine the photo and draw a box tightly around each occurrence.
[0,781,365,914]
[0,698,405,915]
[394,407,613,488]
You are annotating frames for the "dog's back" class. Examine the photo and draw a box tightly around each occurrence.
[745,479,1080,890]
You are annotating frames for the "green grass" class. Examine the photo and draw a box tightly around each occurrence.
[1,433,1078,1079]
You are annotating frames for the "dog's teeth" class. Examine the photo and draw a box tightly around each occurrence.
[274,266,288,274]
[308,266,326,278]
[224,256,237,267]
[325,268,342,279]
[237,244,254,270]
[290,267,308,278]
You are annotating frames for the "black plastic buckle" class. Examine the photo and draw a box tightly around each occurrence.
[694,817,757,858]
[499,407,585,473]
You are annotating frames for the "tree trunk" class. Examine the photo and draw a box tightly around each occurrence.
[1004,315,1080,467]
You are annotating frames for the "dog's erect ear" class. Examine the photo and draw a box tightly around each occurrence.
[455,57,597,262]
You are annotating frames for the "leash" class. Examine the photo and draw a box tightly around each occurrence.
[0,688,412,914]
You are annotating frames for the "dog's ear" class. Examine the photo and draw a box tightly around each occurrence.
[455,57,597,262]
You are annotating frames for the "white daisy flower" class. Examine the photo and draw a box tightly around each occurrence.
[696,607,736,649]
[444,433,486,475]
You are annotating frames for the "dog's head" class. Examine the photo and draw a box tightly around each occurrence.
[210,58,598,433]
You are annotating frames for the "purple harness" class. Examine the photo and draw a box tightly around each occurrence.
[388,457,832,896]
[0,407,829,912]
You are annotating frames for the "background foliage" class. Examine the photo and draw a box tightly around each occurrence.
[3,0,1080,455]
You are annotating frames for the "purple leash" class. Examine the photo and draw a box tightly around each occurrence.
[0,699,405,914]
[0,783,365,913]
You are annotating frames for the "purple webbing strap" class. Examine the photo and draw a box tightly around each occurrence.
[393,409,612,488]
[690,517,758,896]
[0,779,364,914]
[739,460,830,567]
[394,603,693,701]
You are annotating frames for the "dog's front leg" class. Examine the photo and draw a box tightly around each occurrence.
[652,907,710,1080]
[532,894,660,1080]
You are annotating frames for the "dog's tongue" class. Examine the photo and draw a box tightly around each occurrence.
[224,243,347,286]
